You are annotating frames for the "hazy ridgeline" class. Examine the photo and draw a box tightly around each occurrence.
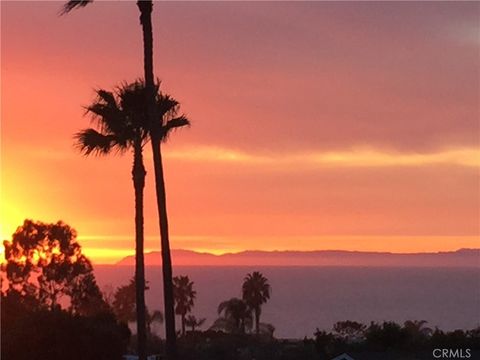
[94,265,479,339]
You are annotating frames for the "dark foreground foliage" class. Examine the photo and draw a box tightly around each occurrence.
[1,293,130,360]
[176,331,314,360]
[173,322,480,360]
[314,321,480,360]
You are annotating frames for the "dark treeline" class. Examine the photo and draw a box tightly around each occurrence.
[169,320,480,360]
[311,320,480,360]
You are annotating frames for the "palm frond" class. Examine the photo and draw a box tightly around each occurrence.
[74,128,115,156]
[96,90,118,109]
[86,89,127,136]
[161,115,190,141]
[60,0,92,15]
[156,94,179,118]
[217,300,230,315]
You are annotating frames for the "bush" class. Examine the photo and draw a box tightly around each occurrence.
[2,300,130,360]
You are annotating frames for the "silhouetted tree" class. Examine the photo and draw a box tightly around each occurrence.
[112,277,164,337]
[242,271,271,335]
[173,275,196,336]
[76,81,151,358]
[70,272,110,316]
[112,278,138,324]
[184,315,206,332]
[63,2,185,357]
[215,298,253,334]
[1,296,130,360]
[314,328,336,358]
[2,220,105,313]
[365,321,408,350]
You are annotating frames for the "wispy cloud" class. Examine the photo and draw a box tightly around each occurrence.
[165,146,480,168]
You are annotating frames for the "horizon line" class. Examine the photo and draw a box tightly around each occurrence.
[87,247,480,265]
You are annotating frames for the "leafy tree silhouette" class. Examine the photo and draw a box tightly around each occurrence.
[173,275,197,336]
[112,277,164,337]
[215,298,253,334]
[62,2,180,358]
[242,271,271,335]
[2,219,106,314]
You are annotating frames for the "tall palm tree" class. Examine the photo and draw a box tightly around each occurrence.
[242,272,271,335]
[173,276,196,336]
[75,82,149,360]
[75,81,188,360]
[136,3,179,357]
[217,298,252,334]
[63,3,179,357]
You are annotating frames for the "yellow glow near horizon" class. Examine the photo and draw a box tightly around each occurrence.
[76,235,480,264]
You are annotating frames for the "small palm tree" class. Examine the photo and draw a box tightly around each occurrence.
[173,276,196,336]
[242,271,271,335]
[184,315,206,333]
[217,298,252,334]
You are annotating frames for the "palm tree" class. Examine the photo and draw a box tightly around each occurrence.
[75,82,149,360]
[136,2,179,356]
[63,3,179,357]
[173,276,196,336]
[242,272,271,335]
[75,81,189,360]
[217,298,252,334]
[184,315,206,333]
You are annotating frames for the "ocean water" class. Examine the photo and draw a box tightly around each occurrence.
[93,266,480,339]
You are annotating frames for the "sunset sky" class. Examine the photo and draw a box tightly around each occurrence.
[1,2,479,263]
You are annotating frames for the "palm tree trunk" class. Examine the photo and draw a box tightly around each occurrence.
[150,135,177,357]
[255,307,260,335]
[137,2,177,359]
[133,141,147,360]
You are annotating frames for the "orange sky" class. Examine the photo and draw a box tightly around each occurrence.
[1,2,479,263]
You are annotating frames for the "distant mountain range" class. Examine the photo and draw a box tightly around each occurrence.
[116,248,479,267]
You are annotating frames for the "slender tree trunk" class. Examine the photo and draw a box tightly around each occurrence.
[137,2,177,359]
[255,307,260,335]
[133,141,147,360]
[150,135,177,356]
